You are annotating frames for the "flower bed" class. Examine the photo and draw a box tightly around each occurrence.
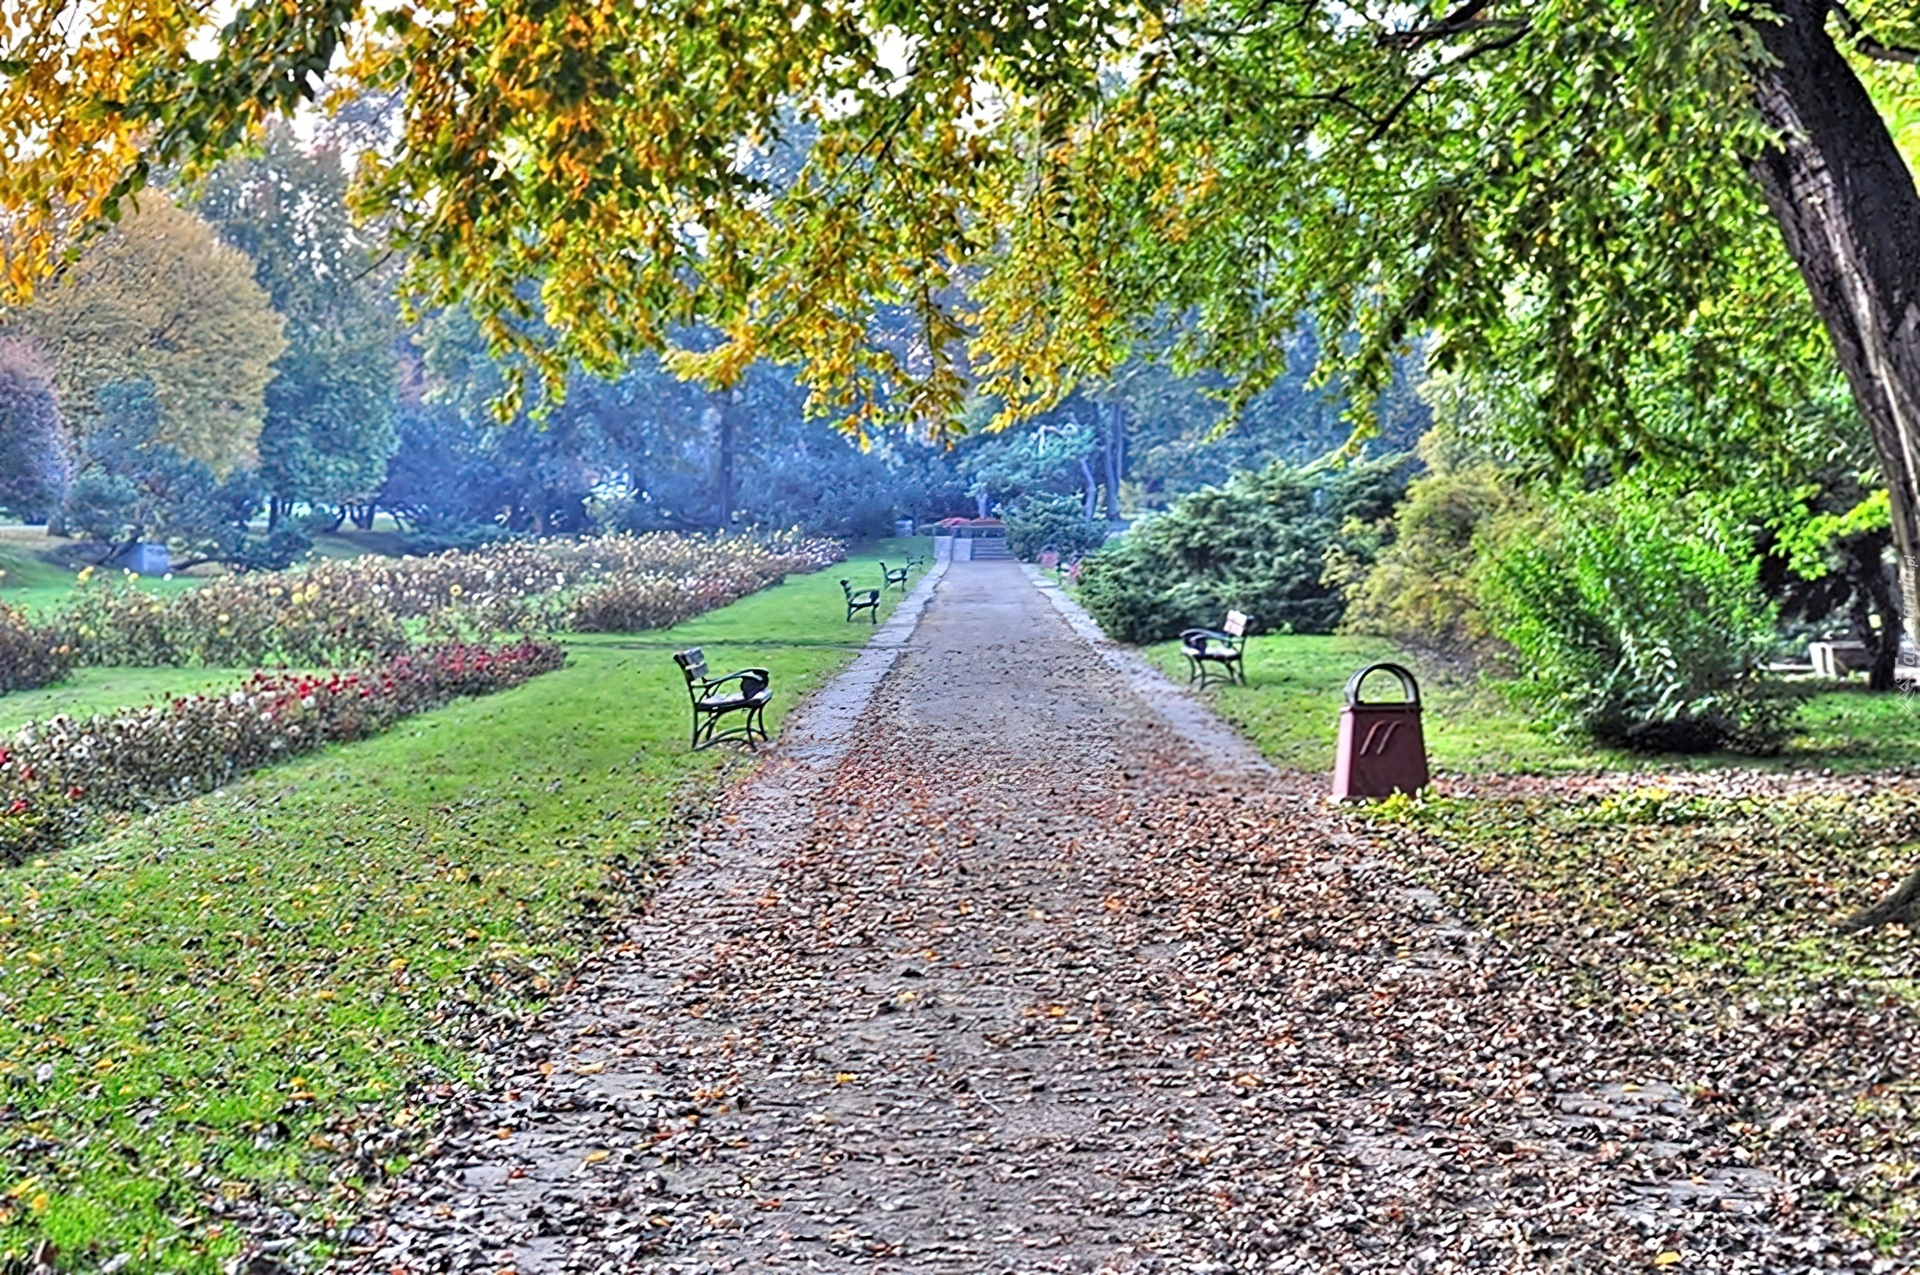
[0,603,70,694]
[50,532,845,667]
[0,640,565,861]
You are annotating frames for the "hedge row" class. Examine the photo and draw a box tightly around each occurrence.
[0,641,565,861]
[41,531,844,670]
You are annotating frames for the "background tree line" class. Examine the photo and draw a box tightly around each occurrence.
[0,127,1421,568]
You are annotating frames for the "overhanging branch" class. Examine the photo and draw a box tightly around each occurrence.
[1831,0,1920,64]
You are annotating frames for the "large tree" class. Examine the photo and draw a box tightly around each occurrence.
[0,338,68,518]
[6,1,1920,617]
[196,124,400,520]
[3,198,286,472]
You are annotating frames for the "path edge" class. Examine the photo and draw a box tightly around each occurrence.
[1021,564,1275,777]
[774,558,948,765]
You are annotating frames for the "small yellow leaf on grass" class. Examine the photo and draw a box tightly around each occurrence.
[28,1193,47,1215]
[583,1149,610,1165]
[834,1072,855,1084]
[1654,1253,1682,1267]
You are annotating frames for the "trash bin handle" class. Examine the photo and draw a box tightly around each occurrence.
[1345,662,1421,708]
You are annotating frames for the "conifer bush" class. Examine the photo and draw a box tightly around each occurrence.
[1078,457,1406,644]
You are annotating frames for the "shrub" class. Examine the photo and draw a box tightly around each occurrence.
[0,640,564,860]
[1005,493,1108,562]
[0,604,70,693]
[1480,486,1797,753]
[1077,455,1407,644]
[567,571,778,633]
[1340,460,1530,654]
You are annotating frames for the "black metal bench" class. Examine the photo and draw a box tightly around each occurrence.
[673,648,771,749]
[842,578,880,623]
[880,561,910,591]
[1180,610,1253,688]
[905,553,927,572]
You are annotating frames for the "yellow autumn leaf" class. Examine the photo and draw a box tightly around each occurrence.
[583,1149,610,1165]
[1654,1253,1682,1267]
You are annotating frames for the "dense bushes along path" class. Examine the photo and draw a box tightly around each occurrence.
[342,561,1899,1273]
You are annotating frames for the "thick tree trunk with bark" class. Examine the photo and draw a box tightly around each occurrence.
[1747,0,1920,643]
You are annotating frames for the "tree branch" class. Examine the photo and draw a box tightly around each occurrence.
[1366,25,1532,145]
[1377,0,1521,50]
[1830,0,1920,64]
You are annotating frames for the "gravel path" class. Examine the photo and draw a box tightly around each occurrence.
[343,561,1888,1274]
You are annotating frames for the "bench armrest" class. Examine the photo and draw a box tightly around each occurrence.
[1181,628,1236,645]
[698,667,771,692]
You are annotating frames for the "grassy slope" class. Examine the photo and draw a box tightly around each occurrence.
[0,670,268,734]
[0,539,925,1272]
[1142,634,1920,776]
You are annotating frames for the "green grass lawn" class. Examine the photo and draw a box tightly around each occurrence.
[0,539,925,1273]
[0,543,204,618]
[1143,633,1920,775]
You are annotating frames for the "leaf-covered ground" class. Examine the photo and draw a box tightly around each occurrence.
[341,562,1915,1273]
[1386,770,1920,1253]
[0,545,922,1273]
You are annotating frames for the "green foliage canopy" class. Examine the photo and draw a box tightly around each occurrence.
[0,1,1881,426]
[196,125,400,509]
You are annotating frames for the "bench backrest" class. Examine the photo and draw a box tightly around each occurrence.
[673,647,707,684]
[1225,610,1251,638]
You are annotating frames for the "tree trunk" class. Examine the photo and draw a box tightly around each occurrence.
[716,390,739,529]
[1746,0,1920,644]
[1103,401,1125,521]
[1079,455,1100,520]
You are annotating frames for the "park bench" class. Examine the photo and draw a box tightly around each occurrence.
[672,648,771,750]
[905,553,927,572]
[842,578,880,623]
[881,561,910,591]
[1180,611,1253,689]
[1809,639,1873,679]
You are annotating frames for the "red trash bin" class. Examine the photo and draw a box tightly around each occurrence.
[1332,662,1430,802]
